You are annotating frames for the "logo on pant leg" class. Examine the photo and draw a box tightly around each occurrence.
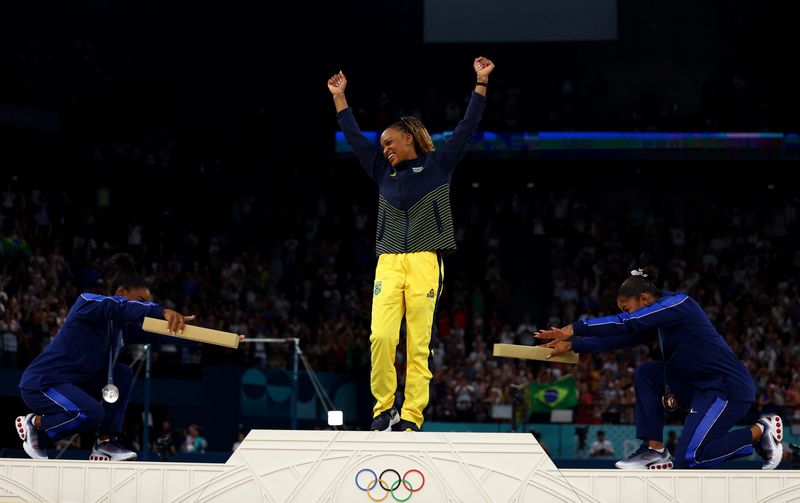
[427,289,435,298]
[374,281,382,296]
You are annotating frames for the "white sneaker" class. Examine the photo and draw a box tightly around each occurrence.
[15,414,48,460]
[90,438,137,461]
[757,415,783,470]
[615,443,673,470]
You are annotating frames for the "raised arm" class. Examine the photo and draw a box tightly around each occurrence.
[437,56,495,174]
[328,71,385,182]
[473,56,494,97]
[328,71,350,113]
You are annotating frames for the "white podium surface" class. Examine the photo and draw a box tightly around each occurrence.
[2,430,800,502]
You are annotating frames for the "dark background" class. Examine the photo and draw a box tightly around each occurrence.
[1,0,798,459]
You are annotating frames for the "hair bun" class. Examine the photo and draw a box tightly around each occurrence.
[631,266,660,282]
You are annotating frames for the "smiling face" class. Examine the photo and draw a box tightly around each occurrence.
[380,127,417,167]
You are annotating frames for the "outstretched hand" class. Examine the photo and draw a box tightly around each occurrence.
[327,71,347,96]
[543,340,573,358]
[534,325,572,342]
[163,309,196,336]
[474,56,495,80]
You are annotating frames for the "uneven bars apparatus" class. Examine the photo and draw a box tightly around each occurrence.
[139,318,252,458]
[141,318,310,432]
[239,338,343,431]
[239,337,301,430]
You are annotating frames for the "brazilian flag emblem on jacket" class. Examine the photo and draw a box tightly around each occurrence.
[527,374,577,413]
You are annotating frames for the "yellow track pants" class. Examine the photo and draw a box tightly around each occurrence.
[370,251,443,428]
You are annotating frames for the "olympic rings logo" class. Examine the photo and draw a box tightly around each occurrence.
[354,468,426,502]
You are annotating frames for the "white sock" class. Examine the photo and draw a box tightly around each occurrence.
[652,447,665,453]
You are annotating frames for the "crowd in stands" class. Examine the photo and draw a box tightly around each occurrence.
[2,17,798,438]
[2,172,799,431]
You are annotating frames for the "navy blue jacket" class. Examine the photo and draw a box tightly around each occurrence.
[337,92,486,256]
[571,292,755,400]
[19,293,165,390]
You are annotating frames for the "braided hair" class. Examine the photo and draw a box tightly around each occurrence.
[387,116,435,155]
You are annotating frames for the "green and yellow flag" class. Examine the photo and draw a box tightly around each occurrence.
[0,236,32,257]
[527,374,578,413]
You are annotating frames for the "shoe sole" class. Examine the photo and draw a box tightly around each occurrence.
[760,415,783,442]
[90,453,137,461]
[17,415,48,460]
[615,461,673,470]
[772,416,783,442]
[15,416,27,441]
[760,416,783,470]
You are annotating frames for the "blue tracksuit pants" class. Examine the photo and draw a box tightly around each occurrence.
[19,364,133,445]
[634,361,754,468]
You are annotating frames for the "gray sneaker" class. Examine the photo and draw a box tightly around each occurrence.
[15,414,48,460]
[371,408,400,432]
[90,438,137,461]
[615,443,673,470]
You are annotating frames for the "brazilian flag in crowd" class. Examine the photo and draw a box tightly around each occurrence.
[527,374,578,413]
[0,236,32,257]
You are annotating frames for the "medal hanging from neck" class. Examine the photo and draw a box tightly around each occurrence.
[104,321,122,404]
[661,392,678,412]
[102,383,119,403]
[658,329,679,412]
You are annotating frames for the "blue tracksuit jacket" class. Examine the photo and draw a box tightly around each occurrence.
[571,291,755,399]
[19,293,165,390]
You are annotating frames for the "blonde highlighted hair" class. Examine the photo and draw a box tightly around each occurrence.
[389,116,435,154]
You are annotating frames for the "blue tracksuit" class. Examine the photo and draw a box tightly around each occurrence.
[571,291,756,468]
[19,293,164,443]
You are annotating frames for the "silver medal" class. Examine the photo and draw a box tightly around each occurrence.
[102,384,120,403]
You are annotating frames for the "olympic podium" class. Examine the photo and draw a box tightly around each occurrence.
[2,430,800,503]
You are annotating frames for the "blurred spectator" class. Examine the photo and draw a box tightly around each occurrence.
[589,430,615,457]
[232,431,246,452]
[184,424,207,453]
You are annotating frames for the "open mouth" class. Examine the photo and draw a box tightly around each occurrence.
[387,153,396,163]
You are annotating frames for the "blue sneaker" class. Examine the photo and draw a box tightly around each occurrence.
[371,409,399,432]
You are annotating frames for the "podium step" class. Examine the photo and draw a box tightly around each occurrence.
[1,430,799,502]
